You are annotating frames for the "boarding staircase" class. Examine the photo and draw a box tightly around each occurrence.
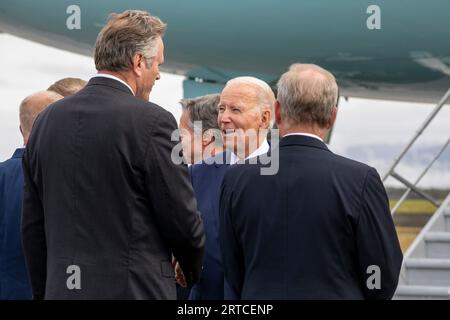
[381,87,450,299]
[394,194,450,299]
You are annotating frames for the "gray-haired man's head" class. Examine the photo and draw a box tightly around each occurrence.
[179,93,223,164]
[276,63,338,139]
[94,10,166,101]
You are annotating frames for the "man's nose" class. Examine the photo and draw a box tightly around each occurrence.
[219,109,232,123]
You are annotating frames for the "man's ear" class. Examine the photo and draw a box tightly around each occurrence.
[132,53,145,77]
[275,101,282,126]
[260,108,272,129]
[202,129,214,147]
[19,125,25,141]
[327,106,337,129]
[20,125,27,145]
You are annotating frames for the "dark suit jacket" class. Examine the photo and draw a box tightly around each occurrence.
[188,152,236,300]
[219,135,403,299]
[0,148,32,299]
[21,77,205,300]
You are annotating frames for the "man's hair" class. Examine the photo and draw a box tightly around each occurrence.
[277,63,338,128]
[225,76,276,127]
[19,91,63,139]
[94,10,166,72]
[47,77,87,96]
[180,93,221,135]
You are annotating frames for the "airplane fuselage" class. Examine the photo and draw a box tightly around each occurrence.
[1,0,450,103]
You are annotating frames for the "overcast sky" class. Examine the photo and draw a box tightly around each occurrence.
[1,33,449,188]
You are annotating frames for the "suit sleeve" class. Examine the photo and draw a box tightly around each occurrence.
[355,167,403,300]
[145,111,205,287]
[219,171,244,299]
[21,148,47,300]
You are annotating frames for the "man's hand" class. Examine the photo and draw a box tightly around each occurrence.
[172,257,187,287]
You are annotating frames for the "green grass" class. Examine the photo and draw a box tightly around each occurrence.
[396,227,421,252]
[391,199,442,252]
[389,199,437,215]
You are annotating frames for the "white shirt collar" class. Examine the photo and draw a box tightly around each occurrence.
[283,133,323,142]
[230,139,270,165]
[94,73,135,95]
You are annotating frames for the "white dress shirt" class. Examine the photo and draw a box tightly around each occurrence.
[94,73,135,95]
[229,139,270,165]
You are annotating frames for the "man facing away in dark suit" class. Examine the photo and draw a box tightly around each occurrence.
[21,10,205,300]
[0,91,62,300]
[219,64,403,300]
[178,78,276,300]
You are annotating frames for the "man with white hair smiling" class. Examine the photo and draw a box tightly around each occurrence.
[219,76,275,164]
[178,76,275,300]
[219,64,402,300]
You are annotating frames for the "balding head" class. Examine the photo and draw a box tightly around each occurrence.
[19,91,63,145]
[277,63,338,129]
